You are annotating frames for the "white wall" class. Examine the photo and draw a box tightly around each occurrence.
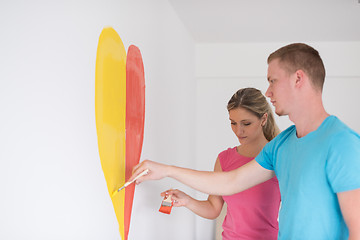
[2,1,360,240]
[194,42,360,239]
[0,0,197,239]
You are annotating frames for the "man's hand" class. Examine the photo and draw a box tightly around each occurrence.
[130,159,170,184]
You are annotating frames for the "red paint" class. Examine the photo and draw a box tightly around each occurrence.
[159,205,173,215]
[125,45,145,240]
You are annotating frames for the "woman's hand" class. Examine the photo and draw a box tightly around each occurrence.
[161,189,192,207]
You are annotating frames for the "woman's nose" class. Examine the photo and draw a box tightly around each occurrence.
[236,126,244,135]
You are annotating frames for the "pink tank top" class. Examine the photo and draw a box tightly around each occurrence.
[219,147,280,240]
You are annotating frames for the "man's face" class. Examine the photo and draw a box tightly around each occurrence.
[265,59,295,116]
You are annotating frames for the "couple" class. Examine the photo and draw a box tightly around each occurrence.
[130,43,360,240]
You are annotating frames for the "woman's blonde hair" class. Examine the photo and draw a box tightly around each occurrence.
[227,88,280,141]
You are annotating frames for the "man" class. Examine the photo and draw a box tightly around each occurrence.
[130,43,360,239]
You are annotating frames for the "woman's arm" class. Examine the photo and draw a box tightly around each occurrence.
[162,158,224,219]
[162,189,224,219]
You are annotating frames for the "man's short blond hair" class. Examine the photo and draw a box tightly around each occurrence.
[268,43,326,91]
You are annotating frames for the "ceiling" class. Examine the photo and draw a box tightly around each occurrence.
[169,0,360,43]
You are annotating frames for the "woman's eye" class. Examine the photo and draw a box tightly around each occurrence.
[243,123,251,126]
[231,122,236,125]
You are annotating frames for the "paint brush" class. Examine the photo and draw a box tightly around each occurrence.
[112,169,149,198]
[159,194,173,214]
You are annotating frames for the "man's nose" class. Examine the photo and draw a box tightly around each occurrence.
[265,87,272,98]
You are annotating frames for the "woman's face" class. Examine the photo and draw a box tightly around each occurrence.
[229,107,266,145]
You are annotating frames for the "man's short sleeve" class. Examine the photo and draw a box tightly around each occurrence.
[256,140,275,171]
[326,131,360,193]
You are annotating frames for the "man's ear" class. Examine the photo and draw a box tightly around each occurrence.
[295,69,305,88]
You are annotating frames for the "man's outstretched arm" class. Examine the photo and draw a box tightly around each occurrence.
[130,159,275,196]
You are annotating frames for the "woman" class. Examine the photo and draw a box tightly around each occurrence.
[133,88,281,239]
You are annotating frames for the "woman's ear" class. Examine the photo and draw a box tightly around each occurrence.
[261,113,268,127]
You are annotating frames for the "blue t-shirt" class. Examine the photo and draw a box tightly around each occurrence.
[256,115,360,240]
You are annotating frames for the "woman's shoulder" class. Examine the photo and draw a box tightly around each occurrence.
[218,147,237,167]
[218,147,238,159]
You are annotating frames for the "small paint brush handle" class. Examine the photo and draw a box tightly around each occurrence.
[113,169,150,196]
[126,169,149,185]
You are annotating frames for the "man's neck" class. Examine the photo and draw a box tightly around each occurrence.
[289,95,329,138]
